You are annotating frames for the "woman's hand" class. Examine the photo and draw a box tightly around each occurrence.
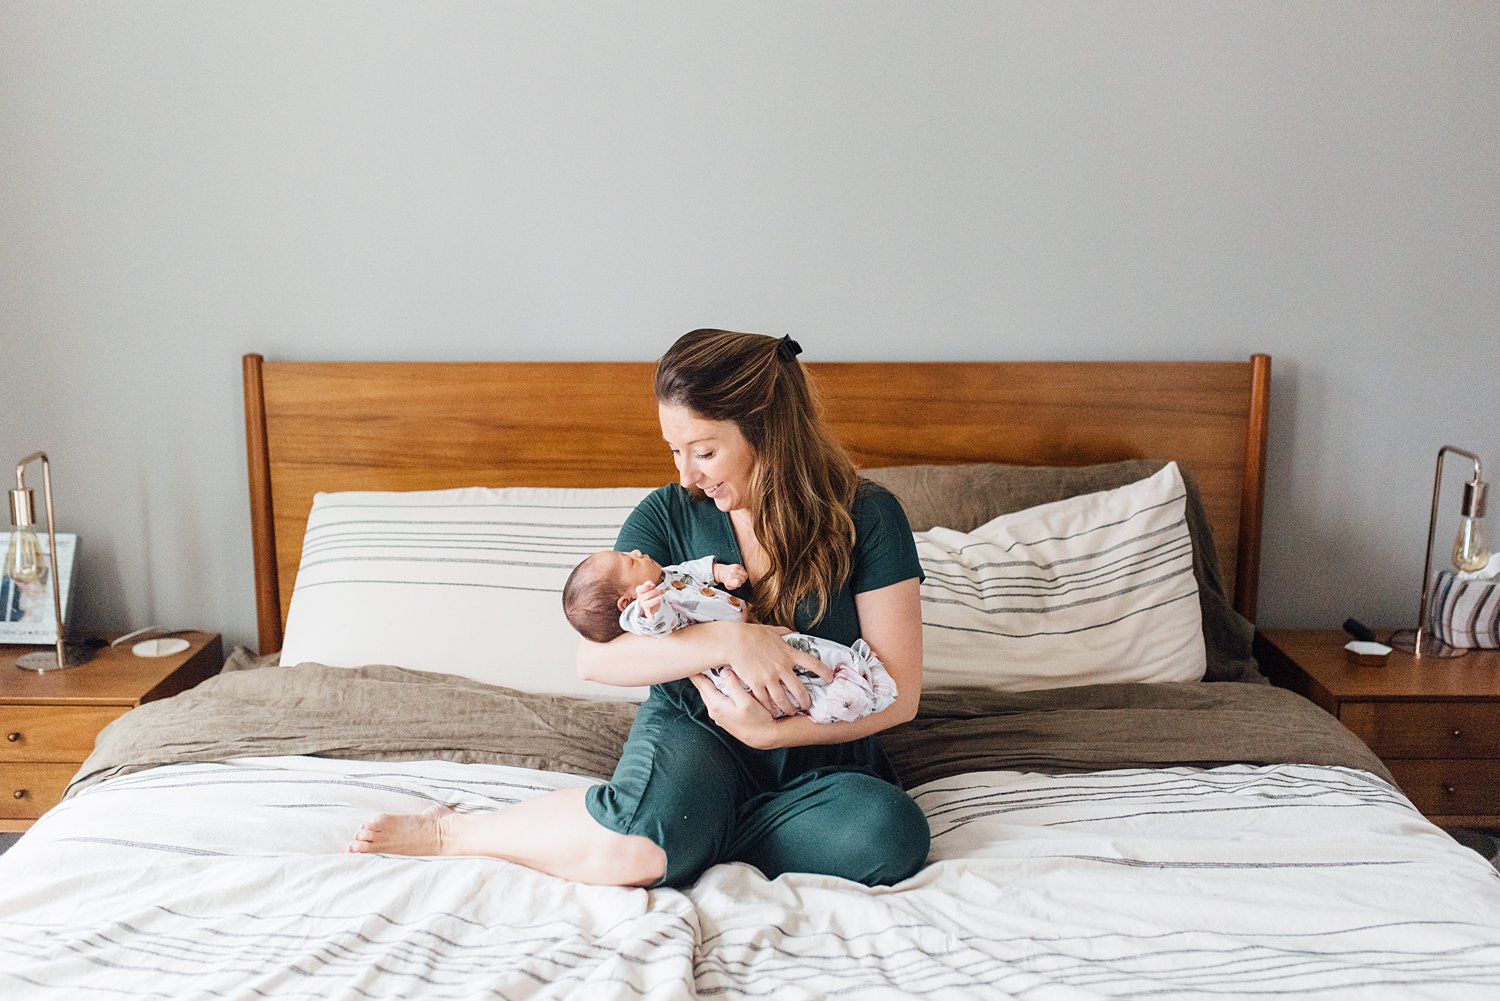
[720,623,833,718]
[689,674,783,750]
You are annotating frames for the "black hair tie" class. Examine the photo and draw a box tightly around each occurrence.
[776,335,803,362]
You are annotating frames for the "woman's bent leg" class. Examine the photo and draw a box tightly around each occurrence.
[350,703,751,888]
[585,706,753,888]
[349,786,667,887]
[731,771,931,886]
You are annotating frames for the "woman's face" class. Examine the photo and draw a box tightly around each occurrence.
[658,403,757,514]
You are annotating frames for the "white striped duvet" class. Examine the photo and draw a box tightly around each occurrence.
[3,756,1499,1000]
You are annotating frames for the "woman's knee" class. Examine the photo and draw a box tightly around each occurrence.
[841,783,930,885]
[585,832,667,888]
[751,774,931,887]
[588,714,746,888]
[585,781,726,888]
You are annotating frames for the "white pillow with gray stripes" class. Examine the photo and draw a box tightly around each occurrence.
[916,462,1207,691]
[279,486,653,700]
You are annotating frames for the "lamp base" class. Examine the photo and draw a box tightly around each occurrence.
[1387,628,1469,659]
[14,646,97,672]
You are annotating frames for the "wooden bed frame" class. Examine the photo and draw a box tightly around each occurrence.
[243,354,1271,655]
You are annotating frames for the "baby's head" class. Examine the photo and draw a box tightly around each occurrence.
[562,549,664,643]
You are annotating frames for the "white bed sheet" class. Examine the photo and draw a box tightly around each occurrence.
[2,756,1499,1000]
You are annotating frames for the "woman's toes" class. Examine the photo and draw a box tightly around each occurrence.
[346,805,453,856]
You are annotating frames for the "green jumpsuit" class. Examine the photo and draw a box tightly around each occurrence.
[583,481,930,888]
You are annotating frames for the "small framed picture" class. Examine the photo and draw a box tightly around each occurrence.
[0,532,77,644]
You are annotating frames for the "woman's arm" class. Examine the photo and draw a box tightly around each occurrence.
[690,577,922,749]
[578,619,834,702]
[577,623,727,687]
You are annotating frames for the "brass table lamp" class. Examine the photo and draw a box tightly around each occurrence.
[1388,445,1490,658]
[6,452,94,671]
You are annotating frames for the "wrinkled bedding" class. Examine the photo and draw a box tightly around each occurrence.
[12,665,1497,1000]
[66,663,1393,798]
[8,752,1500,999]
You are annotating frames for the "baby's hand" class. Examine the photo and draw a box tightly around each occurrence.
[636,580,666,616]
[714,562,749,590]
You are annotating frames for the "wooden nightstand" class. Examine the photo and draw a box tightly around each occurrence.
[1255,628,1500,827]
[0,631,223,832]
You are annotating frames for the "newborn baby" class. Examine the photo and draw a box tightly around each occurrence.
[562,549,896,723]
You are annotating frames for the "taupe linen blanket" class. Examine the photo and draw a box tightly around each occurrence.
[66,663,1392,799]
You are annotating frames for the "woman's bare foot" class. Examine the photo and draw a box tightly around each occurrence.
[347,803,455,856]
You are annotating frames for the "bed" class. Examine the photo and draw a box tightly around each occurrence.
[3,353,1499,1000]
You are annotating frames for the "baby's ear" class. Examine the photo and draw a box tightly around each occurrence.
[617,594,632,612]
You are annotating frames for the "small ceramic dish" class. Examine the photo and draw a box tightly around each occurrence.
[133,637,190,658]
[1344,640,1392,666]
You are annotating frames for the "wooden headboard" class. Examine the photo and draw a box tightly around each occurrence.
[244,355,1271,654]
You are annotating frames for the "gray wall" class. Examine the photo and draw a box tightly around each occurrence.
[2,2,1496,655]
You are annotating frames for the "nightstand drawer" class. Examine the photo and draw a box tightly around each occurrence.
[1386,759,1500,818]
[0,706,130,761]
[0,761,78,820]
[1340,702,1500,758]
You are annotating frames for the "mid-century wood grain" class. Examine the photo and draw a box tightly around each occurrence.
[1,632,224,831]
[1256,628,1500,827]
[0,706,130,760]
[1341,703,1500,758]
[244,355,1271,654]
[1380,760,1500,819]
[0,763,74,822]
[0,632,222,706]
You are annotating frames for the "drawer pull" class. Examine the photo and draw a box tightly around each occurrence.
[1443,784,1458,795]
[1452,729,1463,739]
[12,789,25,800]
[5,732,19,742]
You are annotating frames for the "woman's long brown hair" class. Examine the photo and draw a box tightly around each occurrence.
[654,329,860,629]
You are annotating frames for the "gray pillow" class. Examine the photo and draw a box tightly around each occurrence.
[864,460,1262,684]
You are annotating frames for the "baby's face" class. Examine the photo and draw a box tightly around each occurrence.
[604,549,663,595]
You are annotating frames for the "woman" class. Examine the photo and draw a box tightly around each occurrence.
[350,329,929,888]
